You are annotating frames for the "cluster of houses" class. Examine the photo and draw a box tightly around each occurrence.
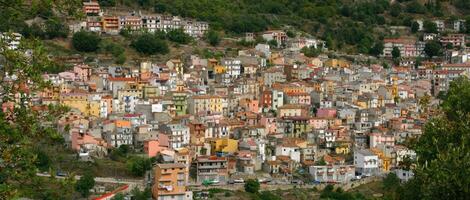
[3,3,469,199]
[76,1,209,37]
[32,33,470,198]
[383,18,469,63]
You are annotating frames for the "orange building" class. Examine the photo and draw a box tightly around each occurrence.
[152,163,192,200]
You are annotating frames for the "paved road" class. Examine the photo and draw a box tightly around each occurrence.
[36,173,146,189]
[189,176,380,191]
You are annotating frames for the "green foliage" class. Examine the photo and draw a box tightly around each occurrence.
[392,47,401,59]
[131,187,152,200]
[112,193,125,200]
[244,179,260,194]
[411,21,420,33]
[369,42,384,57]
[406,1,427,14]
[383,173,400,191]
[301,46,322,58]
[72,31,101,52]
[315,157,327,166]
[320,185,366,200]
[126,156,152,177]
[166,29,192,44]
[75,172,95,197]
[390,3,402,17]
[205,29,221,46]
[99,0,116,7]
[259,191,281,200]
[424,41,442,58]
[268,39,278,48]
[131,33,169,55]
[423,20,438,33]
[99,40,126,64]
[403,77,470,199]
[45,18,69,39]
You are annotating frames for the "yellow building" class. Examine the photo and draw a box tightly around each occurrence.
[325,59,350,68]
[60,93,89,114]
[209,138,238,155]
[371,148,391,172]
[214,65,226,74]
[335,145,350,155]
[189,95,225,115]
[152,163,192,200]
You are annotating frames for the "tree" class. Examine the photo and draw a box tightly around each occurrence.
[205,29,221,46]
[131,187,152,200]
[369,42,384,56]
[392,47,401,59]
[403,77,470,199]
[466,16,470,34]
[72,31,101,52]
[244,179,260,193]
[259,191,282,200]
[167,29,192,44]
[390,3,402,17]
[45,18,69,39]
[424,41,442,58]
[301,46,322,57]
[286,30,295,38]
[411,21,420,33]
[99,0,116,7]
[423,20,438,33]
[111,193,125,200]
[268,39,278,48]
[406,1,427,14]
[383,173,400,191]
[131,34,169,55]
[126,156,152,177]
[0,37,74,199]
[75,172,95,197]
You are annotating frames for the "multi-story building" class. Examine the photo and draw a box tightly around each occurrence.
[188,95,225,115]
[354,149,379,176]
[160,123,190,149]
[369,132,395,148]
[173,92,188,116]
[102,16,120,34]
[383,38,424,58]
[119,15,143,32]
[152,163,193,200]
[195,156,229,184]
[309,165,355,183]
[440,34,466,48]
[82,1,100,16]
[262,30,288,48]
[221,58,242,84]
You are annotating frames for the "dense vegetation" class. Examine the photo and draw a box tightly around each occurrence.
[145,0,469,54]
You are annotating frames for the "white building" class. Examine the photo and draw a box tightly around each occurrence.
[160,123,190,149]
[0,32,22,50]
[309,165,355,183]
[354,149,379,176]
[275,145,300,163]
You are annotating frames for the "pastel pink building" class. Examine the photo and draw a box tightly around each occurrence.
[144,134,169,157]
[260,116,277,134]
[309,118,328,129]
[71,131,107,151]
[316,108,337,118]
[73,64,92,82]
[369,132,395,148]
[240,98,259,113]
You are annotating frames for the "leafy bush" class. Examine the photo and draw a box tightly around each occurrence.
[72,31,101,52]
[131,33,169,55]
[167,29,192,44]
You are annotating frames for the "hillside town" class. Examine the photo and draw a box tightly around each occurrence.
[2,0,470,200]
